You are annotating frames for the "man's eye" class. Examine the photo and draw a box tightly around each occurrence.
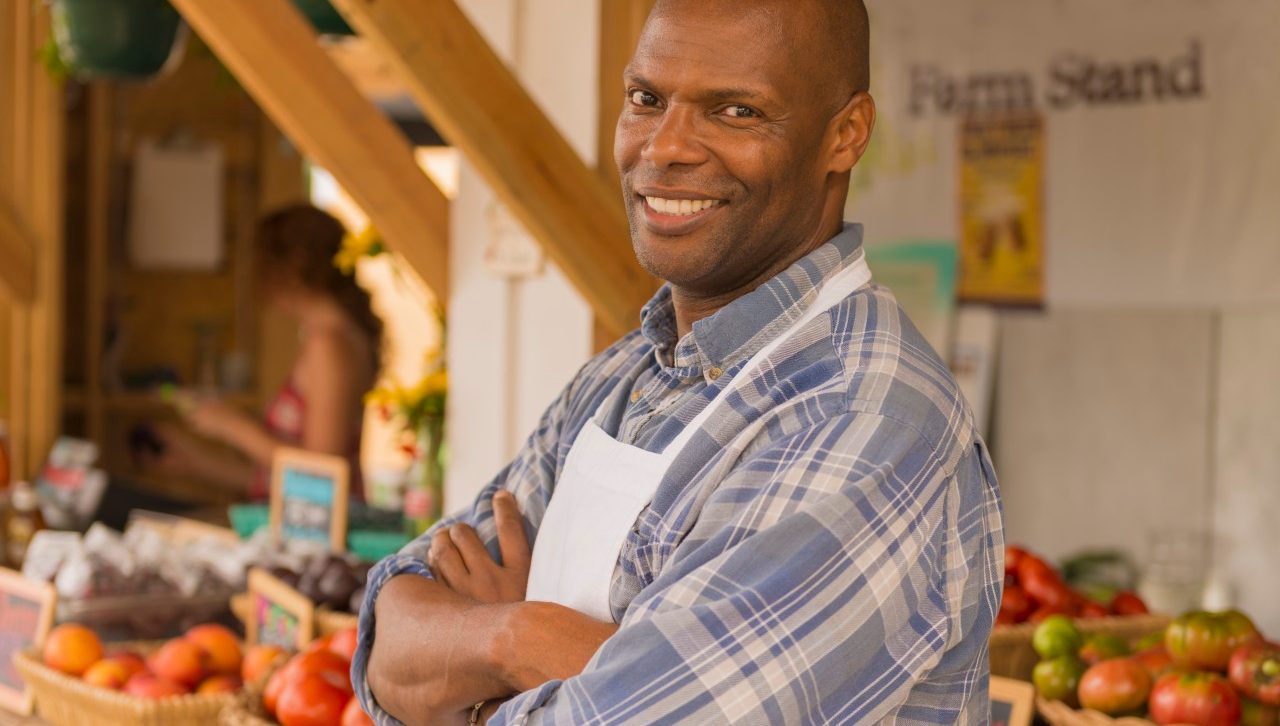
[724,105,759,119]
[629,90,659,107]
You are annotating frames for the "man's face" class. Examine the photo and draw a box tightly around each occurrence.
[615,1,840,296]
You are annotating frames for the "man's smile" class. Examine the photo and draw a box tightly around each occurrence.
[634,188,727,236]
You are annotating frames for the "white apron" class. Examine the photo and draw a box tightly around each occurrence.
[525,254,873,622]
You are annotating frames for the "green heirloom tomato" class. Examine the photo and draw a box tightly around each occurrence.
[1033,655,1087,707]
[1080,634,1132,665]
[1034,615,1084,659]
[1230,642,1280,706]
[1166,610,1262,671]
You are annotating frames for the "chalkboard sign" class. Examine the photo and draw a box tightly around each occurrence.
[246,568,315,650]
[990,676,1034,726]
[269,448,350,552]
[0,568,56,715]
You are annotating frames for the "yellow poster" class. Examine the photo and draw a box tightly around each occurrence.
[958,113,1044,305]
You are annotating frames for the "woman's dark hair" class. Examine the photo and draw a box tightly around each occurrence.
[255,204,384,375]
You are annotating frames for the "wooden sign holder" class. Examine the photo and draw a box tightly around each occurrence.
[0,568,57,715]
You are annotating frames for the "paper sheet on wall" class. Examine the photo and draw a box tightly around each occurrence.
[128,139,225,270]
[864,240,957,360]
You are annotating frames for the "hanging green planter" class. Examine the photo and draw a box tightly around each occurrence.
[49,0,188,80]
[293,0,356,36]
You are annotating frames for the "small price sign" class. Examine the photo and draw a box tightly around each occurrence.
[0,568,56,715]
[990,676,1034,726]
[269,447,350,553]
[246,568,315,650]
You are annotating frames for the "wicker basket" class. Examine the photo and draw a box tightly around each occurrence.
[217,664,278,726]
[989,614,1170,682]
[230,593,357,639]
[1036,697,1160,726]
[12,641,236,726]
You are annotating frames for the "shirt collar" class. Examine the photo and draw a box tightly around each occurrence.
[639,223,866,381]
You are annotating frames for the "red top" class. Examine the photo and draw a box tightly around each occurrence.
[252,375,364,501]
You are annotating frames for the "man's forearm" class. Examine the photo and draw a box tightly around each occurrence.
[367,575,619,723]
[368,576,511,724]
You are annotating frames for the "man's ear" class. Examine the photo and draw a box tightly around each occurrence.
[826,92,876,174]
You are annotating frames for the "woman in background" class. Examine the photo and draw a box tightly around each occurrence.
[146,205,380,501]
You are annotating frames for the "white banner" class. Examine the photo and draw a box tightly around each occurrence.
[850,0,1280,307]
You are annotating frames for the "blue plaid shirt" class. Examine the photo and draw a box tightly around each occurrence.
[353,224,1005,725]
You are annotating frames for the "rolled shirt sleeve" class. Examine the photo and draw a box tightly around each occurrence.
[488,412,1003,725]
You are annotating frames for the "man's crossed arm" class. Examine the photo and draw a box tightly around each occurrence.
[363,491,619,725]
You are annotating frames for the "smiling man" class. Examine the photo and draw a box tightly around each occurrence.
[352,1,1004,724]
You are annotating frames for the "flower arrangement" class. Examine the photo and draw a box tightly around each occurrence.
[333,224,386,275]
[365,365,447,459]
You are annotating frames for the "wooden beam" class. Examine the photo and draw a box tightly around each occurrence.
[167,0,451,299]
[0,200,36,303]
[328,0,655,338]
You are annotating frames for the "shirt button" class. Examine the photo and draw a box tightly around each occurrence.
[630,390,642,403]
[708,367,723,381]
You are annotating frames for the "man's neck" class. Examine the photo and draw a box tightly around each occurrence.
[670,218,845,341]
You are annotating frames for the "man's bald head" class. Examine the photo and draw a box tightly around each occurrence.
[649,0,869,108]
[616,0,876,300]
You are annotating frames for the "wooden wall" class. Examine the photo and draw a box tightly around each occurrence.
[0,1,64,479]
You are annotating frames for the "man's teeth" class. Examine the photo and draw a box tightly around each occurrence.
[645,197,721,216]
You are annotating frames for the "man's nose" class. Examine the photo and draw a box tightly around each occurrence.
[641,107,707,168]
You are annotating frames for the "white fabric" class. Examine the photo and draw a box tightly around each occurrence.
[525,253,874,621]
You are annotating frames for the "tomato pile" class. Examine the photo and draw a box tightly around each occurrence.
[43,621,245,698]
[260,627,373,726]
[1030,608,1280,726]
[1001,545,1150,625]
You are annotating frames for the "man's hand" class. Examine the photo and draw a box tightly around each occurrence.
[428,490,530,603]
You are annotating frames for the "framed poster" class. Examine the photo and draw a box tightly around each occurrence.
[0,568,57,715]
[958,112,1045,307]
[246,568,315,650]
[990,676,1035,726]
[269,447,350,553]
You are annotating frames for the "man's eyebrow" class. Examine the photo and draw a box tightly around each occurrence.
[623,73,771,104]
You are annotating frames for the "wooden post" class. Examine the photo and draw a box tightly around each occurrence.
[328,0,655,339]
[594,0,655,351]
[0,1,65,476]
[167,0,451,300]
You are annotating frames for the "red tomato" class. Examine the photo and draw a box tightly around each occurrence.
[1080,601,1110,619]
[1109,591,1150,616]
[341,697,375,726]
[305,635,335,655]
[1229,642,1280,706]
[1000,584,1034,624]
[1029,605,1070,624]
[328,628,358,663]
[276,673,349,726]
[1149,672,1242,726]
[1078,659,1152,716]
[283,650,353,695]
[1133,647,1176,681]
[265,649,353,716]
[1005,546,1030,579]
[263,668,288,718]
[1018,558,1073,610]
[1167,610,1262,671]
